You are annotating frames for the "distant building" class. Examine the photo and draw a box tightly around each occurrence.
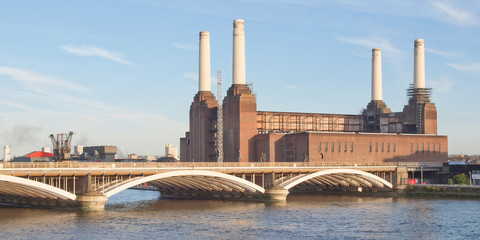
[12,151,54,162]
[74,145,83,156]
[41,147,52,153]
[3,145,11,162]
[145,155,156,161]
[165,144,178,160]
[82,146,117,162]
[156,156,180,162]
[128,154,139,159]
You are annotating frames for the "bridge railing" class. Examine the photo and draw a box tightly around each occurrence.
[0,161,398,169]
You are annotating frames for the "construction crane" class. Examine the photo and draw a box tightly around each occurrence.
[49,131,74,161]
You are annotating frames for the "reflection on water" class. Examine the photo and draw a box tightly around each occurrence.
[1,189,480,239]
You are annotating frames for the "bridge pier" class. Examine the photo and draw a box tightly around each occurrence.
[75,193,108,211]
[264,187,289,202]
[394,167,409,191]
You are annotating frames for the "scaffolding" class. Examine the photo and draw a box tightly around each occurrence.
[217,70,224,162]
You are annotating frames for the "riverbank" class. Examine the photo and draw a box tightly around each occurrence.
[405,184,480,198]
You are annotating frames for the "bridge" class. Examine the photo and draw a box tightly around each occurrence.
[0,162,403,211]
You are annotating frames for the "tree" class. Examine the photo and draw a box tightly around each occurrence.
[453,173,469,185]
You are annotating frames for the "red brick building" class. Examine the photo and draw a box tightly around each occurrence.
[180,20,447,164]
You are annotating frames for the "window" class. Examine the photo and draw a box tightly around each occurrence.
[332,142,334,152]
[382,143,384,152]
[387,143,390,152]
[325,142,328,152]
[393,143,396,152]
[318,142,321,152]
[338,142,341,152]
[351,142,354,152]
[422,144,424,153]
[410,144,413,152]
[439,144,441,153]
[427,144,430,153]
[369,142,372,152]
[416,144,419,152]
[375,143,378,152]
[344,142,347,152]
[433,144,435,153]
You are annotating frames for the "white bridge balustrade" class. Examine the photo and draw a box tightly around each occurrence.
[0,162,403,211]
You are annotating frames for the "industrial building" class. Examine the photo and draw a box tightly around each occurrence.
[81,146,117,162]
[180,19,447,163]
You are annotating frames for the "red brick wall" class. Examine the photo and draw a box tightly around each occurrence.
[257,132,447,163]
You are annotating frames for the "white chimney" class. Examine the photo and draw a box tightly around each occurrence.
[371,48,383,101]
[232,19,246,85]
[199,31,211,92]
[414,39,425,89]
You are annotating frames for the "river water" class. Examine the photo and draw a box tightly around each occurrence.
[1,189,479,239]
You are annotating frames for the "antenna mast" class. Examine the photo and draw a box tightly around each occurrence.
[217,70,224,162]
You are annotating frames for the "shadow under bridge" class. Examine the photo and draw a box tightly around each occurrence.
[105,170,266,199]
[275,169,393,193]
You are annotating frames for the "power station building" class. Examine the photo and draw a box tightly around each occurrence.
[180,19,448,163]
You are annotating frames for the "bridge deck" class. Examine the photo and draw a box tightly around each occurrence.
[0,162,397,177]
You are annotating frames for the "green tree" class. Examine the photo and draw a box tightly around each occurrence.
[453,173,469,185]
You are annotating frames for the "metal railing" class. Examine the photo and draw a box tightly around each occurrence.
[0,161,399,169]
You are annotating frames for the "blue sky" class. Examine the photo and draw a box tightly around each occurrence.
[0,0,479,157]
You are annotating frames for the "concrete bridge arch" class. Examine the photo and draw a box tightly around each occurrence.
[0,174,76,201]
[104,170,265,199]
[278,169,393,191]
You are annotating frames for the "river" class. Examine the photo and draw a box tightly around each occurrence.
[1,189,479,239]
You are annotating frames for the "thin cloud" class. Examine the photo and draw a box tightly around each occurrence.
[426,48,458,58]
[183,72,198,81]
[447,62,480,75]
[0,100,33,111]
[172,42,197,51]
[430,76,454,93]
[0,66,88,92]
[61,44,131,65]
[335,35,403,54]
[430,1,479,26]
[0,51,26,67]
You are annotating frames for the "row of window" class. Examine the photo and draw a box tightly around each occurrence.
[369,143,396,153]
[318,142,354,152]
[318,142,442,154]
[410,143,441,153]
[368,142,441,153]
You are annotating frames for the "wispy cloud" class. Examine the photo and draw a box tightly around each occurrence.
[426,48,458,58]
[172,42,197,51]
[61,44,131,65]
[430,1,479,26]
[183,72,198,81]
[430,75,454,93]
[0,51,26,67]
[447,62,480,75]
[0,100,33,111]
[0,66,88,92]
[335,35,403,54]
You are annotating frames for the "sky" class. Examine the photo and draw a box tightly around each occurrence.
[0,0,479,157]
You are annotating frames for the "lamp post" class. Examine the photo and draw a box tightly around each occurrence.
[469,172,472,185]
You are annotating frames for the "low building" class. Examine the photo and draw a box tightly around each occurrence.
[12,151,54,162]
[82,146,117,162]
